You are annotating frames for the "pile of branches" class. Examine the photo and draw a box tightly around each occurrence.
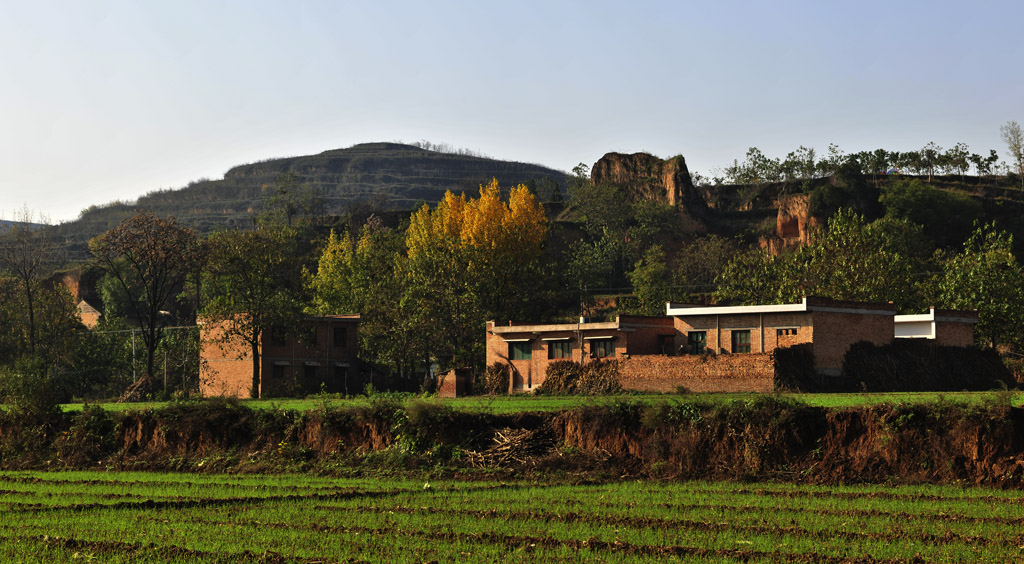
[465,423,555,467]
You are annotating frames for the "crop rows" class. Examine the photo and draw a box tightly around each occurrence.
[1,472,1022,563]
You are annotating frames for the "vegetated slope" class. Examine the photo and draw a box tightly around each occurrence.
[4,398,1024,486]
[54,142,568,244]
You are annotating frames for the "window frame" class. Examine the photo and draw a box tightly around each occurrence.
[687,331,707,354]
[732,330,751,353]
[591,338,615,359]
[509,341,532,360]
[547,340,572,360]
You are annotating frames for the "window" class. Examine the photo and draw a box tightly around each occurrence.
[687,331,706,354]
[304,365,318,381]
[732,330,751,353]
[333,327,348,348]
[509,341,532,360]
[272,364,286,379]
[776,328,798,337]
[548,340,571,359]
[591,338,615,359]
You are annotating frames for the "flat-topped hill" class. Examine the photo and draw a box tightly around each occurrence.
[55,142,568,248]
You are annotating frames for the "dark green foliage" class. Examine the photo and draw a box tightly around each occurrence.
[0,356,64,420]
[772,344,816,391]
[881,179,983,247]
[54,404,117,466]
[808,161,880,219]
[842,340,1015,392]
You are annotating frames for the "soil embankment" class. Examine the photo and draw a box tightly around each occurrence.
[2,397,1023,485]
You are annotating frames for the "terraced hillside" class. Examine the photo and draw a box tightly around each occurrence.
[54,142,567,246]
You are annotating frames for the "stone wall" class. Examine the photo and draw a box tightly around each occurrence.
[617,354,775,393]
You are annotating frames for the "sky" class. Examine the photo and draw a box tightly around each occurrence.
[1,0,1021,223]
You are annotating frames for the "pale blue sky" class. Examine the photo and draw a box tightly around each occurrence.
[1,0,1021,222]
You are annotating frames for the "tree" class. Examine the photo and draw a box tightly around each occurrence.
[879,178,983,248]
[715,210,934,312]
[405,179,547,368]
[1001,121,1024,189]
[969,149,1000,176]
[919,142,943,182]
[202,227,307,398]
[939,223,1024,348]
[626,245,674,316]
[0,208,61,356]
[943,142,970,180]
[90,211,203,382]
[675,235,739,300]
[804,211,931,311]
[307,219,427,377]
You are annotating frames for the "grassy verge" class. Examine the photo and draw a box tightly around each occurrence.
[1,471,1022,563]
[54,389,1024,414]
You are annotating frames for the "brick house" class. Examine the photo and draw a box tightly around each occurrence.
[486,315,674,393]
[200,315,360,398]
[485,298,978,393]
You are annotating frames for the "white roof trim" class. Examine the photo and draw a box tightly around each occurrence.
[666,297,809,316]
[667,297,895,317]
[502,338,531,342]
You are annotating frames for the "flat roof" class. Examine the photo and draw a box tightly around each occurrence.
[666,297,896,317]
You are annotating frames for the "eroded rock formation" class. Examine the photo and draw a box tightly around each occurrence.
[762,193,822,254]
[590,152,704,210]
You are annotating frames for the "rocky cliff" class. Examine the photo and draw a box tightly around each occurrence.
[590,152,705,211]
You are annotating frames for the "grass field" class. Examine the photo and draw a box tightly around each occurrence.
[1,471,1023,563]
[55,390,1024,414]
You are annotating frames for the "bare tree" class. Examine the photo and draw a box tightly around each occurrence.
[1001,121,1024,190]
[90,211,203,381]
[0,208,62,355]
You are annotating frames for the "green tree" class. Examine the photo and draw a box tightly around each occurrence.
[939,223,1024,348]
[715,210,934,312]
[968,149,1000,176]
[90,211,203,381]
[202,227,307,398]
[626,245,674,316]
[880,179,983,248]
[307,219,426,377]
[804,211,931,311]
[1001,121,1024,190]
[713,248,803,305]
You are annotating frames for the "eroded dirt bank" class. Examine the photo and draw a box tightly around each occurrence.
[2,397,1023,485]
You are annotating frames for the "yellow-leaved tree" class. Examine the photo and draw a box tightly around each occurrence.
[306,219,428,378]
[406,179,547,367]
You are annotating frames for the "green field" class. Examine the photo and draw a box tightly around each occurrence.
[2,471,1023,563]
[56,389,1024,414]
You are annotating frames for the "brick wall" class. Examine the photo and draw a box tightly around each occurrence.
[934,321,975,347]
[810,310,893,375]
[618,354,775,393]
[673,312,812,356]
[201,316,360,398]
[199,319,254,398]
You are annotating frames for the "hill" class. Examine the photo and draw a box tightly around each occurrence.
[53,142,568,250]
